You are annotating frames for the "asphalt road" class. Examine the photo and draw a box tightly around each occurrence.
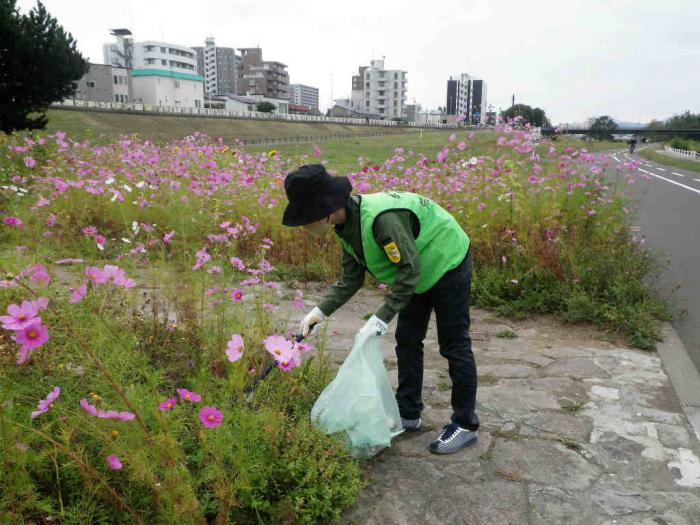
[607,147,700,369]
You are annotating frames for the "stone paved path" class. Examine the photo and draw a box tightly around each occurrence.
[293,287,700,525]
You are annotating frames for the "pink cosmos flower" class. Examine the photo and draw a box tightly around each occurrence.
[259,259,273,274]
[292,289,305,311]
[69,282,88,304]
[1,301,40,330]
[80,398,99,416]
[230,288,244,302]
[229,257,245,270]
[176,388,201,403]
[82,226,98,237]
[199,406,224,428]
[28,297,49,311]
[2,217,24,229]
[163,231,176,244]
[312,144,321,157]
[436,149,449,163]
[14,322,49,351]
[225,334,244,362]
[28,264,50,287]
[278,352,301,372]
[240,278,260,287]
[95,235,106,250]
[263,303,276,312]
[86,266,107,284]
[264,335,293,359]
[79,399,135,420]
[192,248,211,270]
[448,134,456,142]
[296,341,313,353]
[206,266,222,274]
[24,156,36,168]
[264,335,302,370]
[457,141,467,151]
[102,265,136,288]
[30,386,61,419]
[107,455,123,470]
[377,283,388,292]
[159,397,177,411]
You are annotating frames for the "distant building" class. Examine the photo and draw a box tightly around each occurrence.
[446,73,488,124]
[103,29,134,69]
[104,31,198,75]
[289,103,310,115]
[288,84,319,111]
[193,37,241,98]
[350,59,407,120]
[211,93,288,113]
[331,97,379,119]
[237,48,289,99]
[73,63,131,103]
[405,103,421,123]
[418,110,447,125]
[130,69,204,108]
[130,42,198,74]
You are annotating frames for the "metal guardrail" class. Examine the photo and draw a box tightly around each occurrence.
[51,99,466,130]
[238,130,412,146]
[664,145,699,161]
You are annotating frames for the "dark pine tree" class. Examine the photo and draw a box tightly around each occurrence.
[0,0,88,132]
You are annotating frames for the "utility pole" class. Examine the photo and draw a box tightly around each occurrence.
[512,94,515,108]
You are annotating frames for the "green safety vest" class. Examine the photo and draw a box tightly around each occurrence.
[339,192,470,293]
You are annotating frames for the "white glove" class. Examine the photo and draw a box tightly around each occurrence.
[360,315,388,337]
[300,306,326,337]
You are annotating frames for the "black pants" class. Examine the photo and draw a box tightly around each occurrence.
[395,250,479,431]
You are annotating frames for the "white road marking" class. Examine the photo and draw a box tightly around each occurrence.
[672,172,685,177]
[636,168,700,196]
[657,167,666,171]
[695,179,700,183]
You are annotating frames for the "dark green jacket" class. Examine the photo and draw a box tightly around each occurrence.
[318,195,421,323]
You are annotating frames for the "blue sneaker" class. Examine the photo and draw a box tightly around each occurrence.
[401,416,422,432]
[430,423,477,454]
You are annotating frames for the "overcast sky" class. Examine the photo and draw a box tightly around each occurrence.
[17,0,700,124]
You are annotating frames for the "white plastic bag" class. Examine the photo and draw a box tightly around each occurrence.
[311,326,403,459]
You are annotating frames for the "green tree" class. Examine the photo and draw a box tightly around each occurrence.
[0,0,89,132]
[501,104,551,128]
[589,116,618,141]
[256,101,276,113]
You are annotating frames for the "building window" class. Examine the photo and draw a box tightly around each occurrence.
[394,82,398,89]
[174,80,180,88]
[115,94,119,102]
[86,81,95,88]
[394,73,398,79]
[113,75,118,84]
[160,46,166,53]
[162,59,167,65]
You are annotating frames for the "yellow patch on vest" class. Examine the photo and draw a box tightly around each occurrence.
[383,242,401,263]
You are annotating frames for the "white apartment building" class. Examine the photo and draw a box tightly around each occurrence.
[193,37,240,98]
[288,84,319,110]
[446,73,488,124]
[104,31,198,75]
[130,69,204,108]
[131,41,198,74]
[351,59,407,119]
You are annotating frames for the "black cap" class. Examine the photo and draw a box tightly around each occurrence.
[282,164,352,226]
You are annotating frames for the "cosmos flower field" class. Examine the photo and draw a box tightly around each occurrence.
[0,122,667,523]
